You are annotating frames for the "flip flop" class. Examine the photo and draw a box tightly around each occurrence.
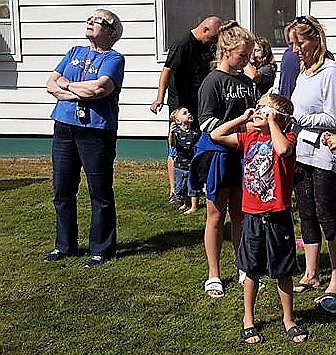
[320,296,336,314]
[314,292,336,303]
[293,283,319,293]
[241,326,264,345]
[314,293,336,314]
[286,325,308,343]
[204,277,225,298]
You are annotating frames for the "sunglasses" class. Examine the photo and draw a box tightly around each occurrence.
[86,16,115,29]
[255,105,289,117]
[294,16,319,34]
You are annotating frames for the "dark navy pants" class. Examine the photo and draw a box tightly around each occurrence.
[52,121,117,258]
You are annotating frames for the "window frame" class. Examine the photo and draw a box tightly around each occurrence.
[154,0,310,62]
[0,0,21,61]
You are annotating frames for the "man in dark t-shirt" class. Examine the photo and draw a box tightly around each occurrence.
[150,16,222,123]
[150,16,222,201]
[164,32,216,122]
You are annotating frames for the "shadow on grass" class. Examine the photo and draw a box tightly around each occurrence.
[117,228,204,257]
[257,305,336,331]
[296,306,336,326]
[0,177,49,191]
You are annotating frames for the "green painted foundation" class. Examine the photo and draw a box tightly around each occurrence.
[0,138,167,161]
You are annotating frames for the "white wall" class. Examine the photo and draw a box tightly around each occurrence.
[0,0,335,137]
[0,0,169,136]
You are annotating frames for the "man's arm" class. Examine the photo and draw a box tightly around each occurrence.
[150,67,173,114]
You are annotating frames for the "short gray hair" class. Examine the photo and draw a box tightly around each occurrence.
[96,9,123,45]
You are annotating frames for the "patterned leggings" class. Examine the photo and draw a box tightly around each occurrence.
[294,162,336,244]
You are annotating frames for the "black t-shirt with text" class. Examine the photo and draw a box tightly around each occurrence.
[198,70,256,133]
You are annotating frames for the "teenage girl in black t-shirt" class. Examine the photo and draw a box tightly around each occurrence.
[198,21,256,299]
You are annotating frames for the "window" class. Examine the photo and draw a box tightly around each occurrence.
[156,0,310,61]
[0,0,21,61]
[252,0,296,47]
[155,0,235,61]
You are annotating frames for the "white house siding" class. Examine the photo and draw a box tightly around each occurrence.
[0,0,168,137]
[0,0,335,137]
[311,1,336,54]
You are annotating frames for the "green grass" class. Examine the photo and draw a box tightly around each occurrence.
[0,159,335,355]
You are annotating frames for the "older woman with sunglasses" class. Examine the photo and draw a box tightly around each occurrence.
[45,9,124,268]
[287,15,336,298]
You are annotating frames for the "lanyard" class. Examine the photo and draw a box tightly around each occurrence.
[80,49,99,81]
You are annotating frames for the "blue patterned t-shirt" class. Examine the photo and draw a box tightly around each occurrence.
[50,46,125,131]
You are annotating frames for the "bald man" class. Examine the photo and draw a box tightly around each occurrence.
[150,16,222,202]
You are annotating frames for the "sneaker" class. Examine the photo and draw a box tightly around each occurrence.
[84,255,105,268]
[44,249,66,262]
[168,193,176,204]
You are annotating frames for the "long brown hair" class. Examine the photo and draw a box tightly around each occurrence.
[255,37,277,72]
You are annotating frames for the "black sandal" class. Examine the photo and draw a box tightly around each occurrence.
[286,325,308,343]
[241,326,264,345]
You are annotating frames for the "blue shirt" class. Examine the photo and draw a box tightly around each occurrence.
[279,46,300,99]
[50,46,125,131]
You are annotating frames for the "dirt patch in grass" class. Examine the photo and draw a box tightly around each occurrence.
[0,159,166,179]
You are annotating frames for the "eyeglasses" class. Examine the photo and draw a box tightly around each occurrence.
[294,16,319,34]
[255,104,289,117]
[86,16,115,29]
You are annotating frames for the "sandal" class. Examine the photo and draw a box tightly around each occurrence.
[204,277,224,298]
[286,325,308,343]
[293,282,319,293]
[314,293,336,314]
[314,292,336,303]
[241,326,264,345]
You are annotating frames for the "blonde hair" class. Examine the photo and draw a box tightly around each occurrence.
[169,107,184,123]
[212,20,255,69]
[262,93,294,116]
[287,15,334,72]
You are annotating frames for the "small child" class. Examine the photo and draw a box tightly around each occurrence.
[211,93,308,344]
[169,107,201,214]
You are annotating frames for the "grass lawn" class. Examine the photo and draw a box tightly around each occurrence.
[0,159,335,355]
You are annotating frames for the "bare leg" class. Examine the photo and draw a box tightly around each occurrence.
[183,195,191,208]
[278,277,307,343]
[243,275,261,344]
[204,187,229,281]
[167,156,175,196]
[294,243,321,292]
[325,240,336,293]
[184,196,198,214]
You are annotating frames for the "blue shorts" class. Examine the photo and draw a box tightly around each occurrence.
[236,210,299,278]
[174,168,200,197]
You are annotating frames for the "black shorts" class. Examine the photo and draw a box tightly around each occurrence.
[236,210,299,278]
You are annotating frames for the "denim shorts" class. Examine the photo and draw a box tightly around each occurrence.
[236,210,299,278]
[174,167,199,197]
